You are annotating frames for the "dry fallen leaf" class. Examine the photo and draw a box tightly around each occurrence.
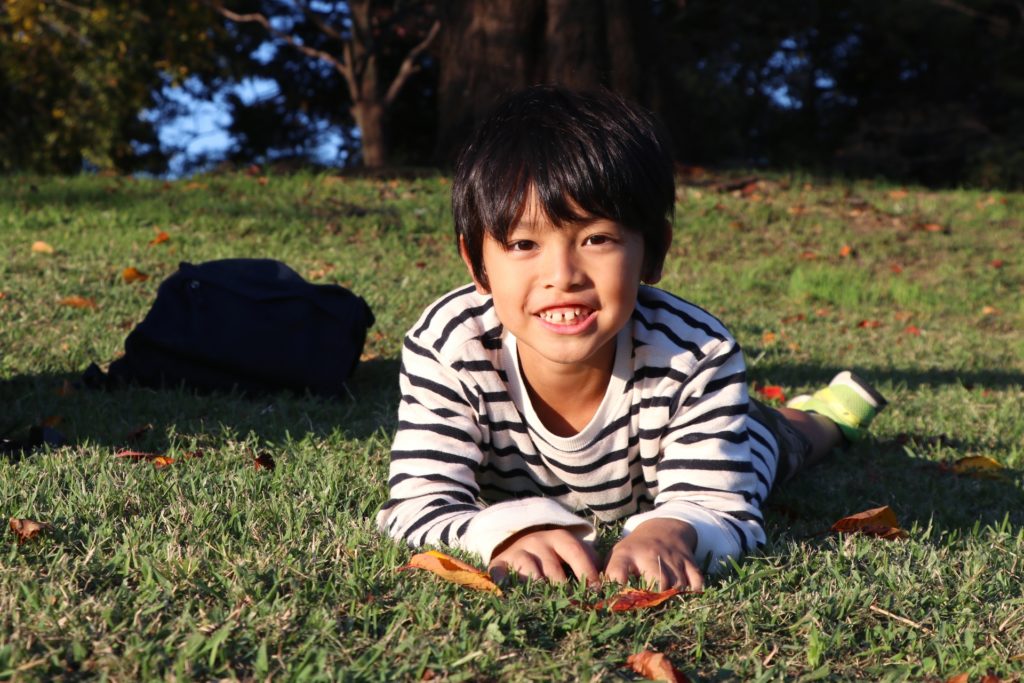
[122,266,149,283]
[838,244,854,258]
[857,319,882,329]
[904,325,922,336]
[830,505,908,540]
[888,189,908,200]
[625,650,689,682]
[399,550,503,596]
[889,263,904,274]
[31,240,55,254]
[254,452,276,471]
[944,674,968,683]
[755,385,787,403]
[940,455,1005,479]
[149,230,170,246]
[59,295,97,309]
[596,587,683,612]
[115,449,174,468]
[9,518,52,544]
[761,331,777,345]
[990,259,1005,269]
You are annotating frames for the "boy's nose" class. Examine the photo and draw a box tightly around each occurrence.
[544,245,585,290]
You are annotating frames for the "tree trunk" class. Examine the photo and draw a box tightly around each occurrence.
[433,0,672,165]
[353,100,387,168]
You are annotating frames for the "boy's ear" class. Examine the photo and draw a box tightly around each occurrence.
[458,235,490,294]
[643,220,673,285]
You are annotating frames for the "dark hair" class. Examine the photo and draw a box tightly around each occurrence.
[452,85,675,289]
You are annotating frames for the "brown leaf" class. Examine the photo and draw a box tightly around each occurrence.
[888,189,909,200]
[889,263,904,274]
[625,650,689,682]
[254,452,276,471]
[596,587,682,612]
[990,259,1005,269]
[399,550,503,596]
[122,266,149,284]
[904,325,922,336]
[31,240,55,254]
[780,313,805,324]
[115,449,174,468]
[940,455,1005,479]
[59,295,97,309]
[830,506,908,540]
[9,518,52,544]
[944,674,968,683]
[857,319,882,329]
[149,230,170,246]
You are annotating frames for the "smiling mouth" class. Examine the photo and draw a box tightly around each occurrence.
[537,306,593,324]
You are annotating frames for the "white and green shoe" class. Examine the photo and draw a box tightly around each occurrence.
[787,371,888,442]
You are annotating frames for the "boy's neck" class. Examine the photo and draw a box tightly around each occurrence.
[516,342,616,438]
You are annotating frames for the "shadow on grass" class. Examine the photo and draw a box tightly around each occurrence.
[0,357,402,457]
[4,358,1021,536]
[750,360,1024,392]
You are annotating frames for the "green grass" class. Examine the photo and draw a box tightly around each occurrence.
[1,172,1022,681]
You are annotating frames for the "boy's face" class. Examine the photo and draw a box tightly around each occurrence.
[462,192,650,378]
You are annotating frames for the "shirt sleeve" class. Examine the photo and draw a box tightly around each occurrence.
[376,336,596,563]
[621,339,767,572]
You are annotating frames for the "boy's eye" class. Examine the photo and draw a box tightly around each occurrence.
[507,240,536,252]
[583,234,612,246]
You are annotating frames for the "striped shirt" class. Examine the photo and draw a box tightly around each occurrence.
[376,284,780,569]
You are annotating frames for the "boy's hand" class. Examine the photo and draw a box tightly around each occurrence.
[604,518,704,591]
[488,525,600,585]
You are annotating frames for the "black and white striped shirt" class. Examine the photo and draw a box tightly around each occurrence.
[376,284,780,570]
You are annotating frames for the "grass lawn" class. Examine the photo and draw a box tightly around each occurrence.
[1,172,1022,682]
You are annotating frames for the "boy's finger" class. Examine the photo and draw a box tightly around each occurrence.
[603,554,635,585]
[562,543,600,586]
[488,560,509,585]
[538,553,568,583]
[683,560,705,591]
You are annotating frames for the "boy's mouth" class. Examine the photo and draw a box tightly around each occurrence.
[537,306,592,324]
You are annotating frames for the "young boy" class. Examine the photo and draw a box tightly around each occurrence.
[376,85,886,590]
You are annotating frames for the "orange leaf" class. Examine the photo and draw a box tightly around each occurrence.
[830,505,908,540]
[838,244,853,258]
[625,650,690,683]
[780,314,805,324]
[940,455,1005,479]
[149,230,170,246]
[9,518,52,544]
[857,319,882,329]
[115,449,161,461]
[904,325,921,336]
[761,331,777,345]
[888,189,908,200]
[889,263,904,274]
[31,240,55,254]
[945,675,969,683]
[399,550,503,596]
[59,295,96,309]
[254,452,276,471]
[152,456,174,469]
[122,266,149,283]
[755,385,787,403]
[596,587,682,612]
[990,259,1005,269]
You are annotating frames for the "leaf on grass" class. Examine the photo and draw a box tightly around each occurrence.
[780,314,805,324]
[59,295,96,309]
[115,449,174,468]
[31,240,55,254]
[888,189,908,200]
[399,550,503,596]
[122,266,149,283]
[830,505,908,540]
[254,452,276,471]
[944,674,969,683]
[904,325,922,336]
[761,331,776,345]
[857,319,882,329]
[596,587,682,612]
[890,263,904,274]
[990,259,1005,269]
[755,385,787,403]
[625,650,690,682]
[838,244,854,258]
[9,518,51,544]
[149,230,170,246]
[940,455,1005,479]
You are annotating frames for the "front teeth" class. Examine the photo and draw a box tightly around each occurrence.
[540,307,586,323]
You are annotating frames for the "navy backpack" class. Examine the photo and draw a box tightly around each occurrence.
[84,259,375,397]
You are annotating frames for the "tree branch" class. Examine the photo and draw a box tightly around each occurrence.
[207,2,359,100]
[384,18,440,107]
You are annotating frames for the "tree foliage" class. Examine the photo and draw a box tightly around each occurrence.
[0,0,224,173]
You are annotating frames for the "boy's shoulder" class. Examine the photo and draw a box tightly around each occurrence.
[633,286,737,364]
[405,284,502,361]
